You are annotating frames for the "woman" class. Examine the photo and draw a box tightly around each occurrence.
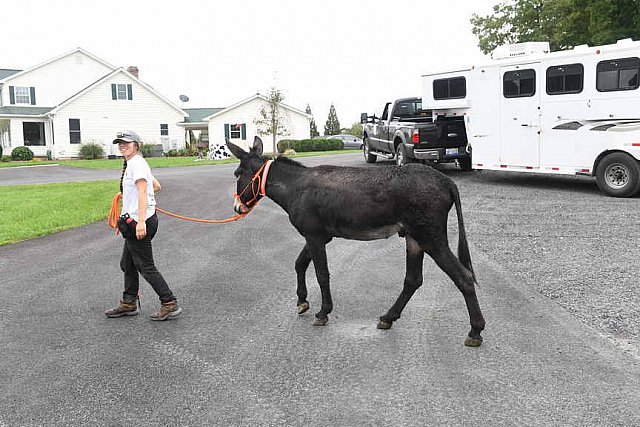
[105,130,182,321]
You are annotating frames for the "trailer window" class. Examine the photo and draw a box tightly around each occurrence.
[503,69,536,98]
[547,63,583,95]
[596,57,640,92]
[433,77,466,100]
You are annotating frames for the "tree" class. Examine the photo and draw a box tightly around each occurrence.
[254,87,289,153]
[471,0,640,54]
[342,123,363,138]
[306,104,319,138]
[323,104,341,136]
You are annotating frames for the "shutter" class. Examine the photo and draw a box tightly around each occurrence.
[241,124,246,140]
[127,84,133,100]
[30,87,36,105]
[9,86,15,104]
[111,84,117,100]
[224,124,230,139]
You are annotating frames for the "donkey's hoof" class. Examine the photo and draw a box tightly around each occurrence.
[377,319,393,330]
[464,336,483,347]
[313,317,328,326]
[297,302,310,315]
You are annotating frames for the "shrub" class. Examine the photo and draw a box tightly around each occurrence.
[11,146,34,161]
[140,144,153,157]
[1,155,10,162]
[277,138,342,153]
[165,149,179,157]
[78,143,105,160]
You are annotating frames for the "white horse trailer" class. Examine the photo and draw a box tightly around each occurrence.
[422,39,640,197]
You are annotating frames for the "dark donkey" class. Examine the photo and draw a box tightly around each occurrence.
[227,136,485,346]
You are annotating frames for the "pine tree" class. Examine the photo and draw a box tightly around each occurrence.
[324,104,341,136]
[306,104,319,138]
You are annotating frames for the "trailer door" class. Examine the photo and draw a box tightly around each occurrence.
[499,64,541,167]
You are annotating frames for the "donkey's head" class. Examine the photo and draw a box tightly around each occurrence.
[226,136,268,214]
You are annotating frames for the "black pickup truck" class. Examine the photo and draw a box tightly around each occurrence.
[360,97,471,170]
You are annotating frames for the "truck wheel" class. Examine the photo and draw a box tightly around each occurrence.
[395,144,410,166]
[363,137,376,163]
[595,152,640,197]
[459,157,472,171]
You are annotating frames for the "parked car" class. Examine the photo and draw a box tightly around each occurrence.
[324,134,364,149]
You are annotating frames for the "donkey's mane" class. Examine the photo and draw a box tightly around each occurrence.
[273,155,307,168]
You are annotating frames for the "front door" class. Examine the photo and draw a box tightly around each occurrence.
[499,64,541,167]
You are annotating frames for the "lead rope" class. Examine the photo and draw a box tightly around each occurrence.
[108,159,272,227]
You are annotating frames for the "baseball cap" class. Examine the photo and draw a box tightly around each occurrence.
[113,130,142,144]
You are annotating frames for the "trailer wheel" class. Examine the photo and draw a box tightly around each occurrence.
[595,152,640,197]
[363,137,376,163]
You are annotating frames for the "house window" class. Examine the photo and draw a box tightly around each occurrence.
[225,123,246,140]
[433,77,466,100]
[160,124,169,136]
[15,87,31,104]
[111,83,133,100]
[596,57,640,92]
[23,122,45,146]
[547,63,584,95]
[117,84,127,99]
[503,69,536,98]
[10,86,36,105]
[69,119,81,144]
[230,124,241,139]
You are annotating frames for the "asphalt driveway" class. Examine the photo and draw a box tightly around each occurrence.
[0,155,638,426]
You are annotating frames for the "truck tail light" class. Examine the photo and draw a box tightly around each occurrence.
[411,129,420,144]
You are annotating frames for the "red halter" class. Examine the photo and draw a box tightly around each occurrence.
[233,159,273,211]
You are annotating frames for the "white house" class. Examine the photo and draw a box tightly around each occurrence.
[192,93,312,154]
[0,48,187,159]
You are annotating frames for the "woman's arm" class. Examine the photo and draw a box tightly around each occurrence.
[135,179,148,239]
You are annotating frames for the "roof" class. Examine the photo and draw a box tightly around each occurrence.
[0,47,117,83]
[0,106,53,116]
[183,108,225,123]
[49,67,187,117]
[0,69,21,80]
[203,93,312,121]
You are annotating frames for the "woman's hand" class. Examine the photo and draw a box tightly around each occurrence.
[136,220,147,240]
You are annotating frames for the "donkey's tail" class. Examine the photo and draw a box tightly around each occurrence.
[452,185,476,283]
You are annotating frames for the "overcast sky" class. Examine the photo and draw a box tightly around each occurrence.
[5,0,496,130]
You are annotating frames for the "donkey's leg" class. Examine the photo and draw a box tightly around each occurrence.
[378,236,424,330]
[305,237,333,326]
[295,245,312,314]
[423,239,485,347]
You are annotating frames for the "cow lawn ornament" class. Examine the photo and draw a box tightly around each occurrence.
[208,143,231,160]
[226,136,485,346]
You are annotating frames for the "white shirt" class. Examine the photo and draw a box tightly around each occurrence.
[121,154,156,221]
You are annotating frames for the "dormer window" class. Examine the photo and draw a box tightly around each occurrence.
[9,86,36,105]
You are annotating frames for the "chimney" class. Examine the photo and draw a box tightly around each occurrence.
[127,66,139,78]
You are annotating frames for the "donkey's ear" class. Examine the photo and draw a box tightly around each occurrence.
[251,136,263,156]
[226,138,246,159]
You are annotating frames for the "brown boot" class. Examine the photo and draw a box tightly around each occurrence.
[150,300,182,321]
[105,299,139,318]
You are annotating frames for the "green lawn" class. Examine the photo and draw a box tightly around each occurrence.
[0,180,117,245]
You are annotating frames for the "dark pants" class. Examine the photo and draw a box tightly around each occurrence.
[120,214,176,304]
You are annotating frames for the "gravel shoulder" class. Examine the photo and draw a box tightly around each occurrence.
[448,168,640,358]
